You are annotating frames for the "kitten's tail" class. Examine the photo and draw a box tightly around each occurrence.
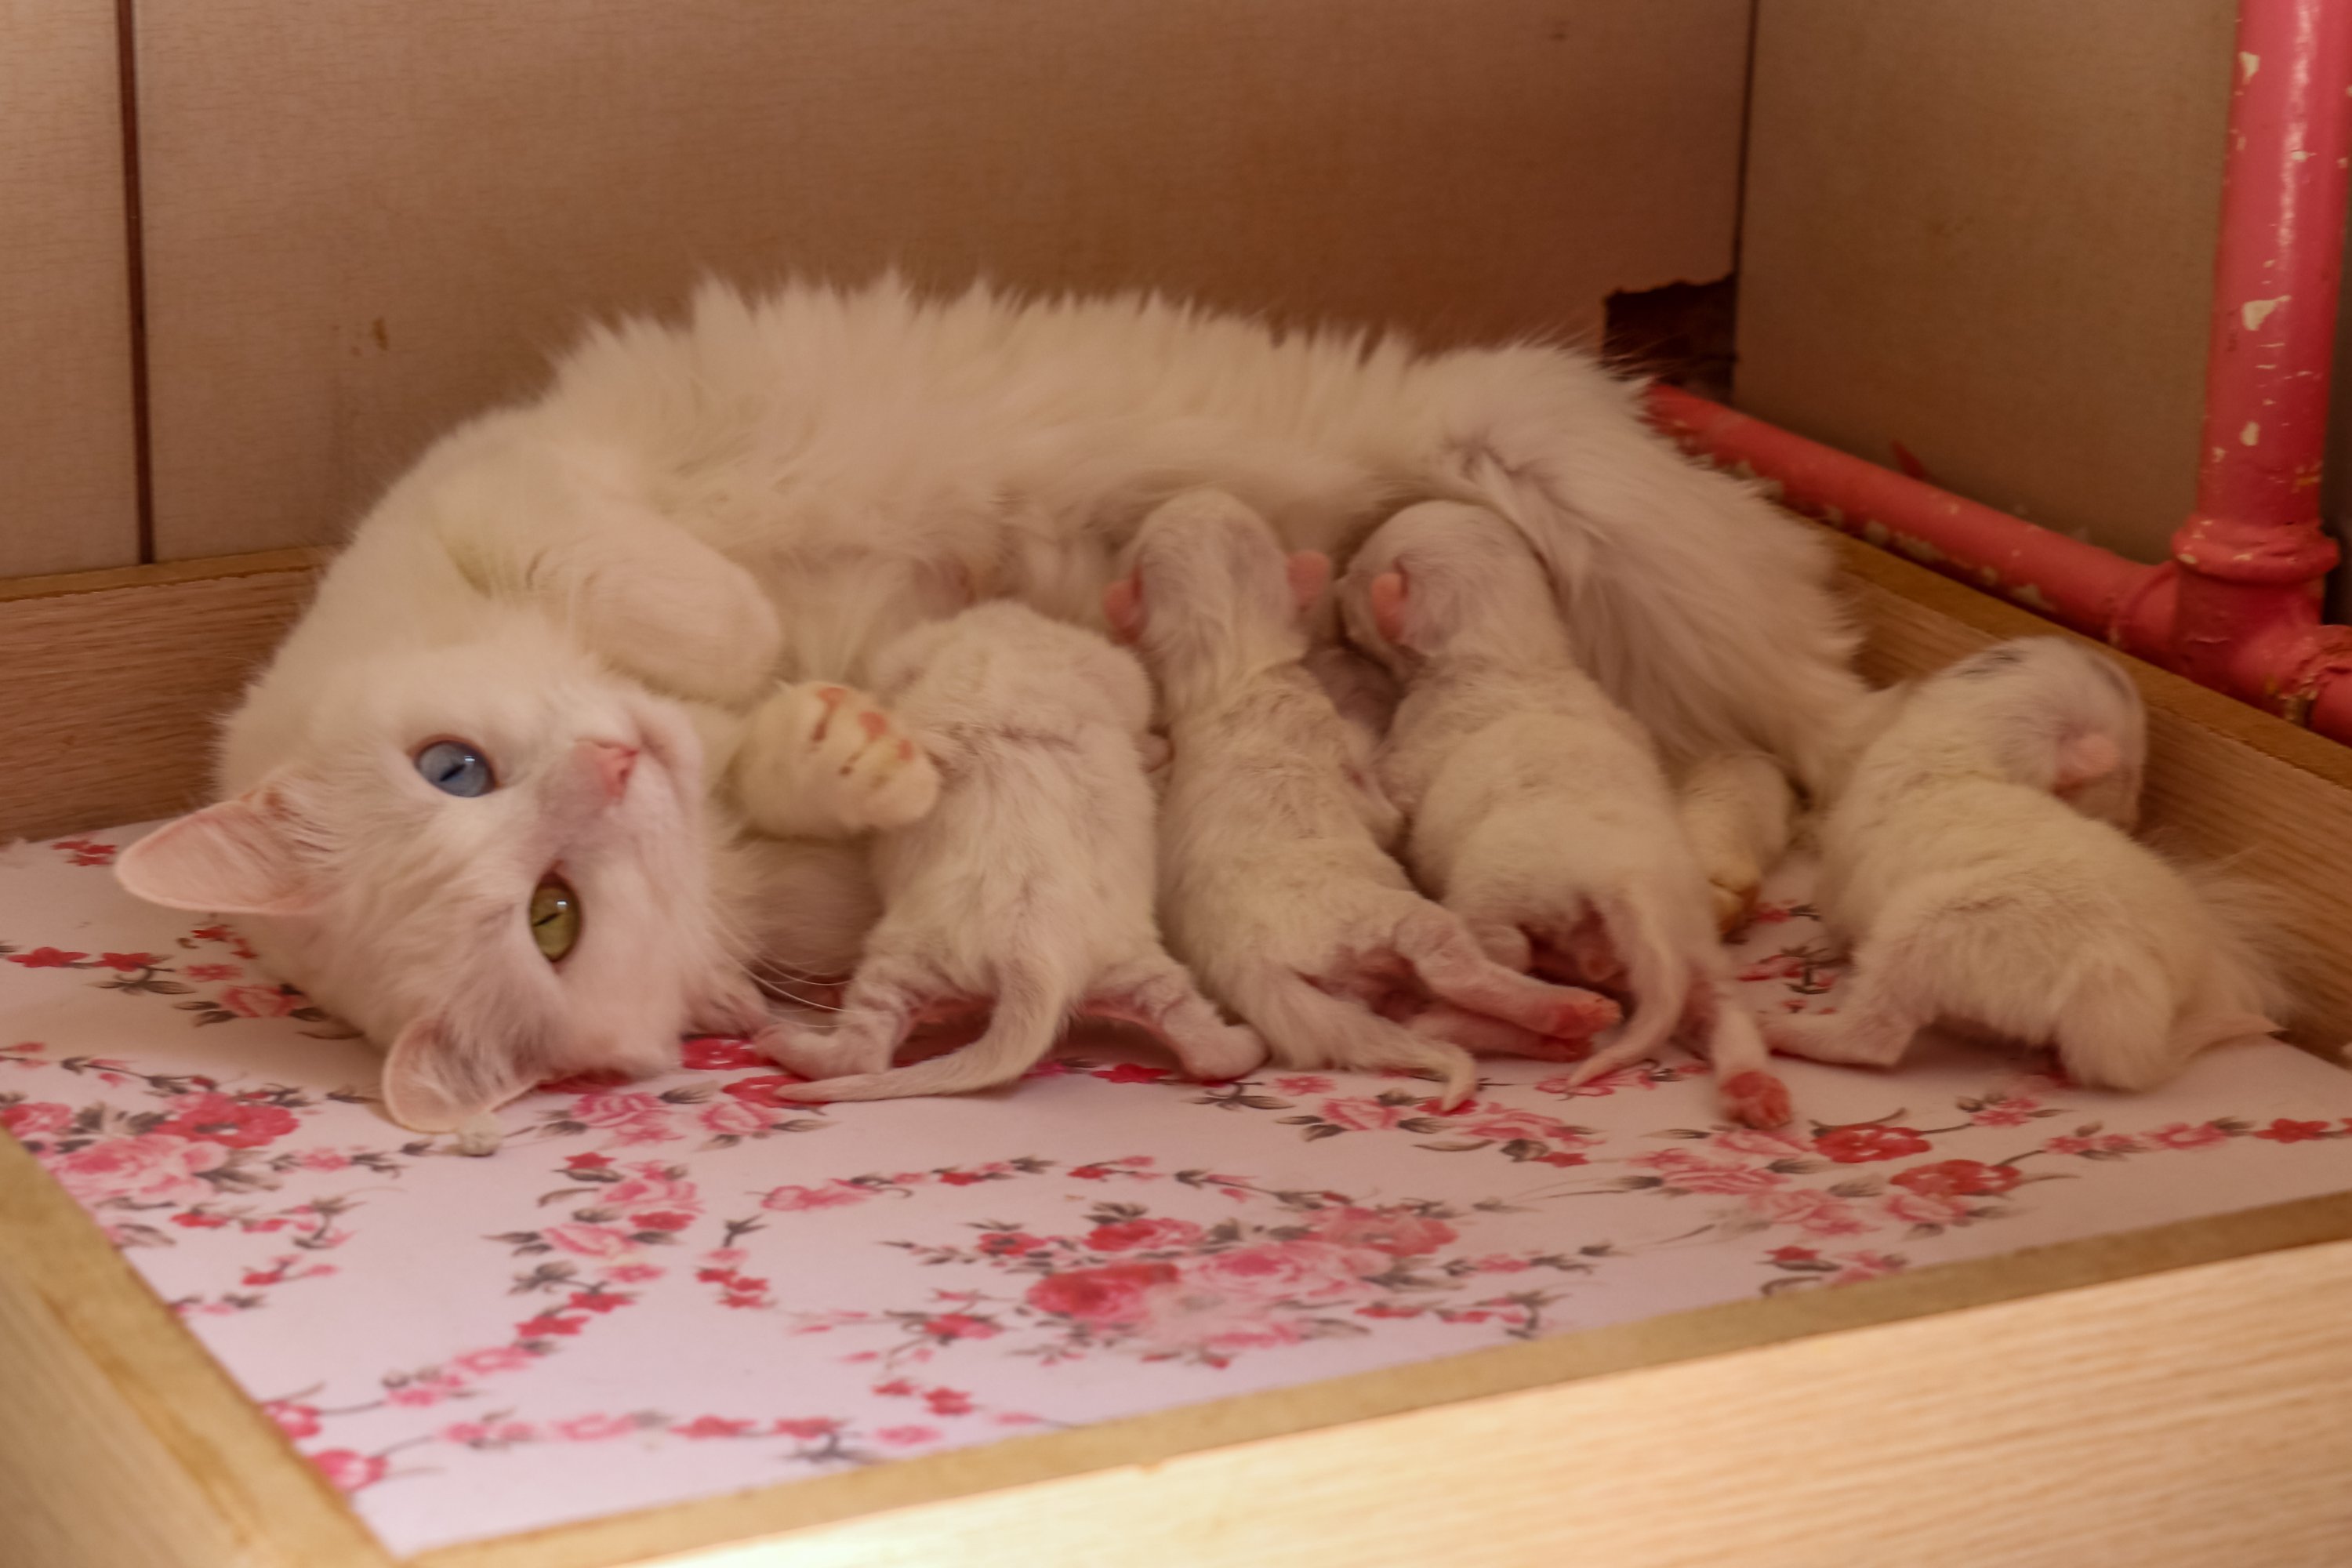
[1563,891,1690,1086]
[1245,975,1478,1110]
[783,967,1070,1102]
[2172,859,2299,1025]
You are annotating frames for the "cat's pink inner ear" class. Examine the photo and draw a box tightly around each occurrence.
[1369,568,1411,648]
[1102,573,1145,643]
[382,1014,535,1134]
[1286,551,1332,615]
[113,789,315,916]
[2053,731,2122,794]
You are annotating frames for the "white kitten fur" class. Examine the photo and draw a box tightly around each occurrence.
[1773,637,2285,1088]
[764,601,1264,1098]
[1342,501,1792,1128]
[1675,751,1798,935]
[115,274,1863,1138]
[1120,490,1622,1111]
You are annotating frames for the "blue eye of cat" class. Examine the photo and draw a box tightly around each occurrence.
[414,739,495,797]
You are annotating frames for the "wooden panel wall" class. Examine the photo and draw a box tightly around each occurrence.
[0,0,141,576]
[1737,0,2236,564]
[129,0,1751,561]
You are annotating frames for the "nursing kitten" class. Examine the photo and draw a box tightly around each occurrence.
[1342,501,1791,1127]
[1114,490,1621,1111]
[116,275,1864,1139]
[1675,751,1798,935]
[764,602,1264,1098]
[1767,638,2286,1089]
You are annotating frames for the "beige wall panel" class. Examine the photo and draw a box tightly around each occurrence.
[138,0,1749,560]
[1737,0,2234,562]
[0,0,140,575]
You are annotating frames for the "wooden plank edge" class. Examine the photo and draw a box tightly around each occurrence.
[0,546,329,605]
[0,1133,397,1566]
[411,1189,2352,1568]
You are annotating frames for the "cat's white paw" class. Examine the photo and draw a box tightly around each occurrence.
[733,683,942,837]
[577,552,783,709]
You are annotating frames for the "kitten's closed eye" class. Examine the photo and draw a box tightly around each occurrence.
[416,739,497,797]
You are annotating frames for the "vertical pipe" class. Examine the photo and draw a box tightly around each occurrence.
[2168,0,2352,695]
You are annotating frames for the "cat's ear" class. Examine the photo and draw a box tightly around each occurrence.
[381,1014,536,1134]
[114,787,317,916]
[1102,572,1145,643]
[2053,730,2122,796]
[1368,568,1414,650]
[1286,552,1332,615]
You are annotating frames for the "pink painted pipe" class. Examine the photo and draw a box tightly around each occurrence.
[1651,0,2352,742]
[2169,0,2352,706]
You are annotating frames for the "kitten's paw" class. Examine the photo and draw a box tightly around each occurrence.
[451,1114,504,1156]
[1721,1069,1794,1129]
[734,683,942,837]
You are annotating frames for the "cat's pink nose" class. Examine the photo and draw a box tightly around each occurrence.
[583,741,637,801]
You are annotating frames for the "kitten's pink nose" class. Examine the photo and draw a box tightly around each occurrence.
[582,741,638,802]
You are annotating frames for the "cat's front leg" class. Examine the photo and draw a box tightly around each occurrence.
[731,682,942,837]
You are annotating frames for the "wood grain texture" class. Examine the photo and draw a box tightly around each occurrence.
[0,0,141,575]
[0,1132,394,1568]
[133,0,1748,559]
[1738,0,2234,563]
[1828,532,2352,1048]
[431,1225,2352,1568]
[0,552,321,841]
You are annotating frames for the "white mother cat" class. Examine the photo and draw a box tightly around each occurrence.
[115,275,1864,1141]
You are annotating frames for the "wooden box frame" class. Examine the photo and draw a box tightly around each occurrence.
[2,534,2348,1568]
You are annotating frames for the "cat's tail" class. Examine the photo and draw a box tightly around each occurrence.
[1243,975,1478,1111]
[1410,346,1873,793]
[782,967,1070,1102]
[1562,891,1691,1087]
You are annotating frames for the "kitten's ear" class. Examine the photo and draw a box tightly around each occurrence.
[1102,572,1145,644]
[115,788,316,916]
[1286,552,1332,615]
[2053,731,2122,796]
[381,1014,536,1134]
[1368,568,1414,650]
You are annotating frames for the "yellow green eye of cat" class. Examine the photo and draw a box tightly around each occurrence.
[529,877,581,963]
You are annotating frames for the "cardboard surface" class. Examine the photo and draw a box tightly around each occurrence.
[0,0,140,576]
[132,0,1748,561]
[1737,0,2236,563]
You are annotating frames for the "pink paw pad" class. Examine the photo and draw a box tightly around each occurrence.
[1550,993,1621,1038]
[1722,1070,1793,1129]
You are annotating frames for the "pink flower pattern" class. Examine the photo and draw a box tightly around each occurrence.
[2,837,2350,1555]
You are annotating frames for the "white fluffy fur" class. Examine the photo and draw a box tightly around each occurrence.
[762,602,1262,1099]
[1772,637,2286,1088]
[1121,491,1621,1111]
[1675,750,1798,935]
[1342,501,1791,1128]
[114,274,1864,1137]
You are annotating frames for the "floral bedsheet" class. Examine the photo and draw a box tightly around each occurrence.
[4,826,2350,1555]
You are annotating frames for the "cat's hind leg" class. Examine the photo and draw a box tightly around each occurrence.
[1759,956,1928,1069]
[757,953,932,1080]
[1389,901,1621,1042]
[1084,956,1268,1082]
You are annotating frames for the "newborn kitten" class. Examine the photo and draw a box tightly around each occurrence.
[1768,637,2286,1089]
[1110,489,1621,1112]
[1342,500,1791,1128]
[763,601,1264,1098]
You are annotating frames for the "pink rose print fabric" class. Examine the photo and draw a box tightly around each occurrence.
[3,827,2350,1555]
